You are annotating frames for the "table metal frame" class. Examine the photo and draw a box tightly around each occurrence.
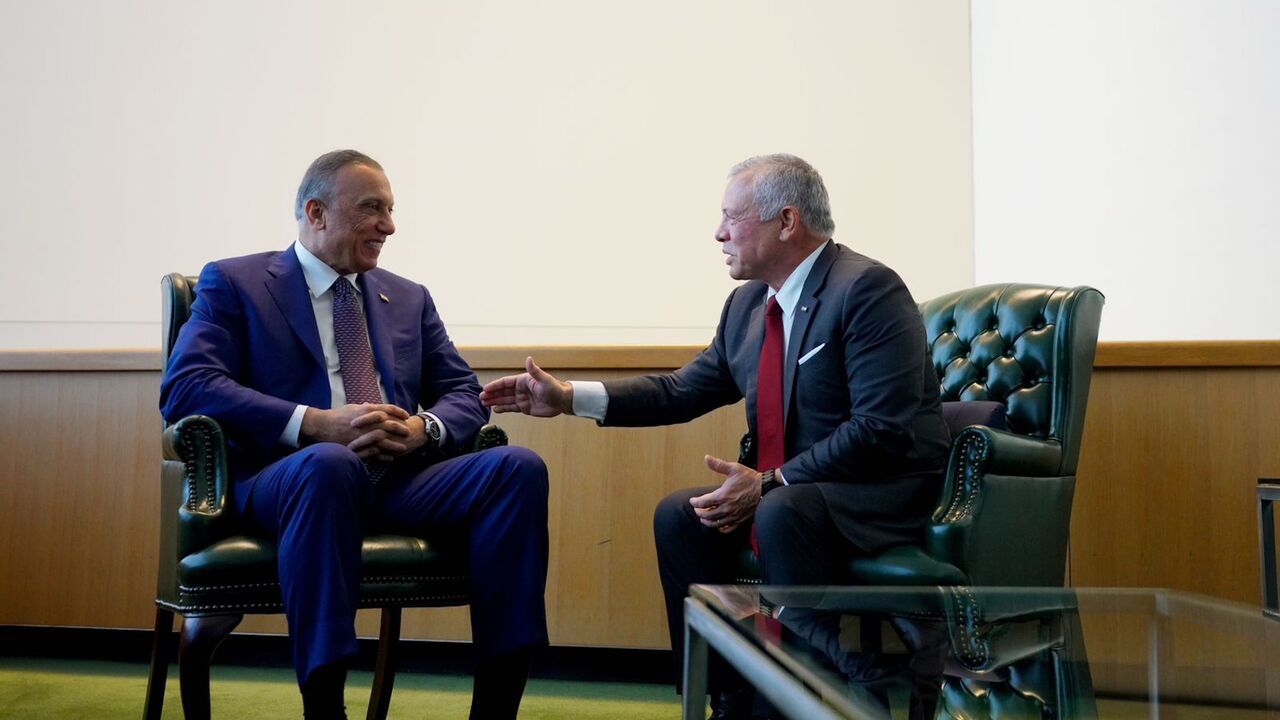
[1258,479,1280,617]
[682,594,852,720]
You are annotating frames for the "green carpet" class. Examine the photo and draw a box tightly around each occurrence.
[0,658,682,719]
[8,659,1276,720]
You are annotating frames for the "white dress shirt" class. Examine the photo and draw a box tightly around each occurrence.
[278,241,445,447]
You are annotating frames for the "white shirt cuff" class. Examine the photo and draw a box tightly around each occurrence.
[570,381,609,421]
[776,468,789,485]
[280,404,307,448]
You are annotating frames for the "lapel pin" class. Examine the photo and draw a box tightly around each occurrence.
[378,293,390,303]
[800,305,808,312]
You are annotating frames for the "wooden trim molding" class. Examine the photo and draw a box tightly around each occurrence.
[460,345,702,370]
[1094,341,1280,368]
[0,346,705,372]
[0,349,163,372]
[4,340,1280,372]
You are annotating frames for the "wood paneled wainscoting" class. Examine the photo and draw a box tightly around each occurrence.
[2,342,1279,650]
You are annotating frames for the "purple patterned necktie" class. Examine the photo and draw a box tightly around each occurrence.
[332,276,387,482]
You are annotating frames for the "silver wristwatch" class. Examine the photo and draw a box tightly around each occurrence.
[416,412,442,449]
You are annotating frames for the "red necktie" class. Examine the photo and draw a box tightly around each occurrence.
[756,296,785,470]
[751,296,784,555]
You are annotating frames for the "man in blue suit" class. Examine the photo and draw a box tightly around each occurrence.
[161,149,548,720]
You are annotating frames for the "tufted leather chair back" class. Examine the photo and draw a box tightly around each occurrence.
[161,273,198,373]
[921,284,1104,477]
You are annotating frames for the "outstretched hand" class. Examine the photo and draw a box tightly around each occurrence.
[479,356,573,417]
[689,455,762,534]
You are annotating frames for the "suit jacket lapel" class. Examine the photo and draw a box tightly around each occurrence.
[264,249,325,371]
[783,242,838,422]
[359,272,399,407]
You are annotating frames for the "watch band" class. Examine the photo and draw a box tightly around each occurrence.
[761,468,781,496]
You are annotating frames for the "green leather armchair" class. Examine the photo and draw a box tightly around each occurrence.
[739,283,1104,587]
[144,273,506,720]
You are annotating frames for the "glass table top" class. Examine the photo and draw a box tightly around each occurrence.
[689,585,1280,719]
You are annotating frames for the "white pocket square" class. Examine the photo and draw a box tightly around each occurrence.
[798,343,826,365]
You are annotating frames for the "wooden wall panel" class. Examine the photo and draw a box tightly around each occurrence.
[3,345,1279,651]
[0,371,160,628]
[0,363,745,649]
[1071,367,1280,602]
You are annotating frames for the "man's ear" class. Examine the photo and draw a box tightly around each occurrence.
[305,198,326,230]
[778,206,801,242]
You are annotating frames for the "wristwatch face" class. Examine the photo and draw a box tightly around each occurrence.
[420,414,441,443]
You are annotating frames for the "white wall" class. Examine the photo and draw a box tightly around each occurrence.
[972,1,1280,341]
[0,0,973,350]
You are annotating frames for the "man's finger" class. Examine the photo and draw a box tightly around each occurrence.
[351,407,412,427]
[348,428,390,451]
[689,489,722,508]
[526,356,553,383]
[375,438,408,455]
[480,375,516,395]
[351,414,410,436]
[479,390,517,407]
[366,403,409,420]
[350,410,385,428]
[704,454,735,476]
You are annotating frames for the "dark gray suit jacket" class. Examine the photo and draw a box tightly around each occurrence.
[603,242,950,550]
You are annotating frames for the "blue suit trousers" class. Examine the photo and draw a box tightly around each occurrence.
[244,443,549,687]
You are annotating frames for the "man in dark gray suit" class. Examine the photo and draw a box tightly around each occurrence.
[480,153,950,718]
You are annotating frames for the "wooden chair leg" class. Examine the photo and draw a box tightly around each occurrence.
[178,614,242,720]
[367,607,402,720]
[142,607,175,720]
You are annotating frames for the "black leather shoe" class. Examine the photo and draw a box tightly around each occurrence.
[469,646,535,720]
[709,687,755,720]
[301,662,347,720]
[302,708,346,720]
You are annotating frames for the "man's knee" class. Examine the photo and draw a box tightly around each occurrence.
[487,445,549,497]
[653,487,701,540]
[288,443,366,496]
[754,486,813,545]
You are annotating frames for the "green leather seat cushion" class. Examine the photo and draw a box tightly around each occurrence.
[847,545,969,586]
[178,534,465,589]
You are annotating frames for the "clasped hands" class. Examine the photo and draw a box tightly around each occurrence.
[301,403,427,463]
[479,357,763,532]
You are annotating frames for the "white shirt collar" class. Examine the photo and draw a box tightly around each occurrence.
[293,241,359,298]
[766,240,830,314]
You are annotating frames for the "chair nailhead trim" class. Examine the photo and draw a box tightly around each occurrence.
[941,432,988,523]
[179,575,467,593]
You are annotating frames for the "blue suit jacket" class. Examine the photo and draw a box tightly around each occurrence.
[160,246,488,506]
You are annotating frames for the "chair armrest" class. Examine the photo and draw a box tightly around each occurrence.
[928,426,1073,586]
[936,426,1062,523]
[160,415,235,567]
[472,423,508,452]
[163,415,231,517]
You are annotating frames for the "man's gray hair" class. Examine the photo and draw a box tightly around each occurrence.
[294,149,383,221]
[729,154,835,237]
